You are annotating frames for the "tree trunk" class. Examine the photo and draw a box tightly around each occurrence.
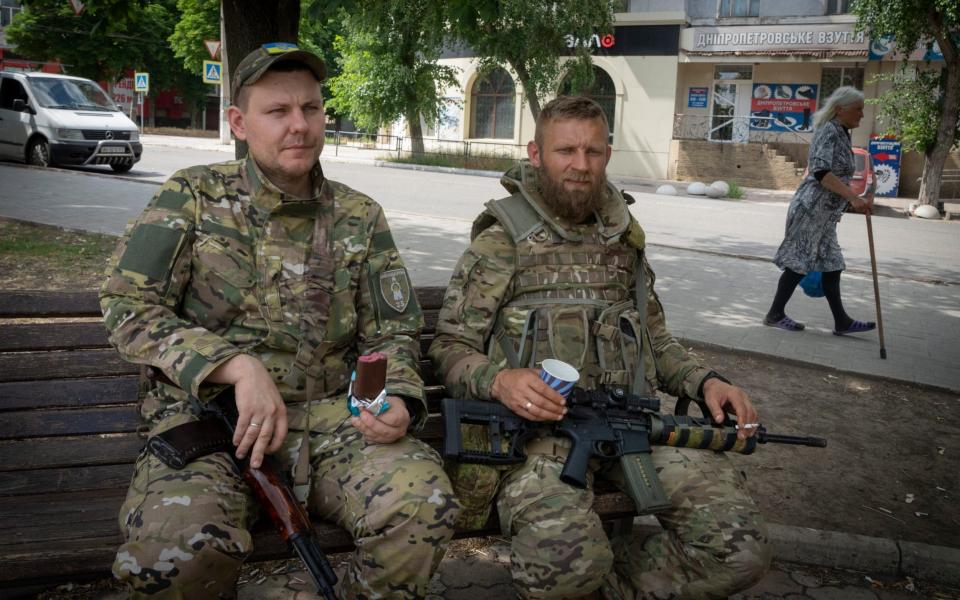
[406,110,425,155]
[510,60,542,123]
[918,7,960,207]
[222,0,300,159]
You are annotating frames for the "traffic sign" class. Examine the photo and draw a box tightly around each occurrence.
[202,61,223,84]
[204,40,222,60]
[134,72,149,94]
[69,0,86,16]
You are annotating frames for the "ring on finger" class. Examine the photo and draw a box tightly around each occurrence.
[249,422,261,428]
[525,401,532,410]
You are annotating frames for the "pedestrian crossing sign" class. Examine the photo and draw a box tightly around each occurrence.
[134,72,149,93]
[203,60,223,84]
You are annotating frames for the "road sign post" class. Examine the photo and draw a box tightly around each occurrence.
[202,61,223,85]
[133,72,149,131]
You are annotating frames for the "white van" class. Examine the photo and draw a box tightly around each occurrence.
[0,71,142,173]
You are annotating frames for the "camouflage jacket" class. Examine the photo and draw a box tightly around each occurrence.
[428,161,713,403]
[100,158,424,426]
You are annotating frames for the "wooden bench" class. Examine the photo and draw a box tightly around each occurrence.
[0,287,635,593]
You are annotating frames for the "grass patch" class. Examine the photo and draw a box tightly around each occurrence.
[386,152,516,172]
[726,181,744,199]
[0,218,117,290]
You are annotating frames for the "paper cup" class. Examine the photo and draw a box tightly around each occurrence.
[539,359,580,399]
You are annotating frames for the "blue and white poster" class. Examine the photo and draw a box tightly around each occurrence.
[869,137,902,197]
[749,83,817,133]
[688,87,708,108]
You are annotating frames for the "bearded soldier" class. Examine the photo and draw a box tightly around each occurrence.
[429,96,771,599]
[101,44,458,598]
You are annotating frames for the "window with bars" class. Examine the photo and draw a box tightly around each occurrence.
[826,0,851,14]
[719,0,760,17]
[559,66,617,142]
[470,68,516,139]
[819,66,864,104]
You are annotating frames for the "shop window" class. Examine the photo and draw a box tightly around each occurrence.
[714,65,753,81]
[719,0,759,18]
[470,68,515,139]
[826,0,851,14]
[819,67,864,103]
[559,66,617,142]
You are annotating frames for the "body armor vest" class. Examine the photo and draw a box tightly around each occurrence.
[476,163,656,393]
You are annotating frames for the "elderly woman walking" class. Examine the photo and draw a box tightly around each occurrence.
[764,86,875,335]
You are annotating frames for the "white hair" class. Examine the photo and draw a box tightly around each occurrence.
[813,86,865,129]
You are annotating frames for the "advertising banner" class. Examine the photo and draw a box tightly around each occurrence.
[688,87,708,108]
[869,137,902,198]
[749,83,817,133]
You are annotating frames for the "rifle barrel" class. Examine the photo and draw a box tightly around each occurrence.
[292,534,339,600]
[760,432,827,447]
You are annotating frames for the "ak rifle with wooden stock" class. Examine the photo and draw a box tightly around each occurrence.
[143,367,338,600]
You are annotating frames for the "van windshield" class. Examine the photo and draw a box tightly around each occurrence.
[30,77,118,111]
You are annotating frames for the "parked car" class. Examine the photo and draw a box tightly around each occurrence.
[0,71,142,173]
[802,146,874,197]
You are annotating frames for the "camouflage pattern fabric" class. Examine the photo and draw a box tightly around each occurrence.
[496,442,770,599]
[429,162,770,598]
[115,409,458,599]
[102,157,457,598]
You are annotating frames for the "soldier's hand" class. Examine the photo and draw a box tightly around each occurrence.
[351,396,410,444]
[702,378,758,439]
[207,354,288,468]
[491,368,566,422]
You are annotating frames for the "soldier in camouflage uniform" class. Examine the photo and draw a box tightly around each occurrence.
[101,44,458,599]
[429,96,771,599]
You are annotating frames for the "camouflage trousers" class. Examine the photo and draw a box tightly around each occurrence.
[113,410,459,599]
[497,439,772,599]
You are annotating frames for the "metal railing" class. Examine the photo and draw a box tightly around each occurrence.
[673,113,811,146]
[324,130,525,171]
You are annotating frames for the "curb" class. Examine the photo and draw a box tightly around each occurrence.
[631,521,960,587]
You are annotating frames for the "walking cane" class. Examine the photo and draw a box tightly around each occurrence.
[864,194,887,359]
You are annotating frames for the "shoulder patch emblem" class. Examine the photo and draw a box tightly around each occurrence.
[379,268,411,313]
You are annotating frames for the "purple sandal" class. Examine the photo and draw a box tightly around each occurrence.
[763,315,805,331]
[833,319,876,336]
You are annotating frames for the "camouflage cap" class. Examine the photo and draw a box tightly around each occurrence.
[231,42,327,100]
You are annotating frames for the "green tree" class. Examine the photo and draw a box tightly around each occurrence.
[447,0,617,121]
[9,0,207,111]
[855,0,959,206]
[169,0,220,75]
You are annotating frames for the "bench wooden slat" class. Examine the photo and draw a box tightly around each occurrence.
[0,434,143,472]
[0,322,110,352]
[0,290,102,318]
[0,406,140,439]
[0,463,133,496]
[0,348,138,382]
[0,376,138,411]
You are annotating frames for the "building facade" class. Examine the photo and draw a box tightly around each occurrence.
[432,0,949,196]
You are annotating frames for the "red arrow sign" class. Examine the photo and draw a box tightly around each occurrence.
[204,40,222,60]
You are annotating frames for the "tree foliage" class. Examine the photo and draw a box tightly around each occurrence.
[855,0,960,205]
[169,0,219,75]
[326,1,457,152]
[447,0,617,120]
[9,0,206,105]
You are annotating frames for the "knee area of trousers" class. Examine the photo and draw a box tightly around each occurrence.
[718,531,773,592]
[511,515,613,598]
[365,470,460,538]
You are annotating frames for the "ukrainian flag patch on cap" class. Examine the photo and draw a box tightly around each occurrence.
[262,42,299,54]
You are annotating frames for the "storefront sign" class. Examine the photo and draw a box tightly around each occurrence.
[868,137,902,197]
[687,87,708,108]
[749,83,817,133]
[445,25,680,59]
[868,35,943,61]
[681,24,867,54]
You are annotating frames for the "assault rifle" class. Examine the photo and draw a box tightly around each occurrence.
[442,386,826,514]
[144,368,338,600]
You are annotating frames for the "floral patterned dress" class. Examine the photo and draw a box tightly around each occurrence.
[773,118,854,274]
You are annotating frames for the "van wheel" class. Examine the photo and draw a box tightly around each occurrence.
[27,138,51,167]
[111,161,134,173]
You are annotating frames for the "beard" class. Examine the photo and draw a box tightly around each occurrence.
[537,166,608,224]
